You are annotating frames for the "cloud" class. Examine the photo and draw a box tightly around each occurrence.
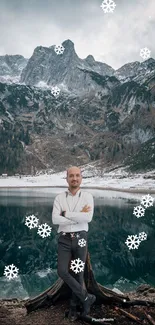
[0,0,154,69]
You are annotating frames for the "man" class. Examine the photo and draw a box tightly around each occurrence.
[52,166,96,321]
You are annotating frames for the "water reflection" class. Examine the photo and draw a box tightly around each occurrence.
[0,188,154,299]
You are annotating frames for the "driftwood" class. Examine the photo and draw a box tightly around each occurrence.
[25,252,155,315]
[114,307,145,325]
[144,311,155,325]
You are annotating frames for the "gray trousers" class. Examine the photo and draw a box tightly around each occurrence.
[57,230,88,305]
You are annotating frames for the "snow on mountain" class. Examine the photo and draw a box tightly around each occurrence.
[0,41,155,92]
[0,39,155,175]
[115,58,155,84]
[0,55,28,84]
[20,40,115,94]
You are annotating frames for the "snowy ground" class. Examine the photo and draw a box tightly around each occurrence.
[0,166,155,194]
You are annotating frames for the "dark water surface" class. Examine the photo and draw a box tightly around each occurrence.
[0,188,154,299]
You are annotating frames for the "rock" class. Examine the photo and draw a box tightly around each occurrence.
[0,55,28,83]
[20,39,115,93]
[136,284,152,293]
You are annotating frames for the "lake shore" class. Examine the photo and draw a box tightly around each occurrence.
[0,284,155,325]
[0,169,155,194]
[0,185,155,194]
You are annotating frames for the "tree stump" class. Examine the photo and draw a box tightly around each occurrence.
[25,252,155,314]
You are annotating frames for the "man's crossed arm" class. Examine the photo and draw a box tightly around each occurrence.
[52,194,94,225]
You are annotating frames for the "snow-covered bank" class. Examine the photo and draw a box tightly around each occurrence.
[0,168,155,193]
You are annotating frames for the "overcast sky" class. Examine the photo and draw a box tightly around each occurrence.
[0,0,155,69]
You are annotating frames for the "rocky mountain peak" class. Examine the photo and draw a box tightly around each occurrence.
[62,39,75,50]
[0,54,28,83]
[114,57,155,83]
[33,46,49,54]
[20,39,114,93]
[140,58,155,69]
[85,55,95,63]
[1,39,155,95]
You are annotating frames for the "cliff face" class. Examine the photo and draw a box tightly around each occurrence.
[20,39,114,94]
[0,39,155,174]
[0,55,28,84]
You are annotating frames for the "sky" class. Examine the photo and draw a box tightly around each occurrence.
[0,0,155,69]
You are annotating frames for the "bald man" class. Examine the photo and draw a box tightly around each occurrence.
[52,166,96,321]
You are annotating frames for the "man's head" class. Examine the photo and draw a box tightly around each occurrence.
[66,166,82,190]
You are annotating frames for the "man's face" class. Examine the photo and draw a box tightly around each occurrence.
[66,168,82,188]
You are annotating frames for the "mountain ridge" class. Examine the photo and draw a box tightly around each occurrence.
[0,39,155,175]
[0,39,155,88]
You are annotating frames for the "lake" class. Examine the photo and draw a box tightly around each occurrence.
[0,188,154,299]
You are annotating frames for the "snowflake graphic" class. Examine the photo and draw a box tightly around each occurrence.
[138,232,147,241]
[51,86,60,97]
[25,215,39,229]
[54,44,65,55]
[78,238,87,247]
[70,258,85,274]
[4,264,19,280]
[133,205,145,218]
[140,47,151,60]
[140,194,154,208]
[125,234,141,250]
[37,223,52,238]
[100,0,116,13]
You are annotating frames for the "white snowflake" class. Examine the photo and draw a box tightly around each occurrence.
[70,258,85,274]
[54,44,65,55]
[100,0,116,13]
[78,238,87,247]
[51,86,60,97]
[4,264,19,280]
[76,233,80,238]
[37,223,52,238]
[25,215,39,229]
[140,47,151,60]
[140,194,154,208]
[138,232,147,241]
[133,205,145,218]
[125,234,141,250]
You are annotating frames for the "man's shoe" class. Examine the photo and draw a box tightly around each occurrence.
[81,294,96,316]
[68,306,78,322]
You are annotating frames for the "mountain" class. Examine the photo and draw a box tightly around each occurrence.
[20,40,115,94]
[0,39,155,175]
[124,137,155,172]
[0,55,28,84]
[115,58,155,84]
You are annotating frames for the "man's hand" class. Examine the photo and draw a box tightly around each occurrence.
[81,205,91,212]
[61,211,66,217]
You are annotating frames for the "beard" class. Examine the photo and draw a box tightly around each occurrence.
[70,182,79,188]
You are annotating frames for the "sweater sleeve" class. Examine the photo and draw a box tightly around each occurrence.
[52,196,78,225]
[65,193,94,223]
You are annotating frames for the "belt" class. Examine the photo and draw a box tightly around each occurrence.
[60,231,87,239]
